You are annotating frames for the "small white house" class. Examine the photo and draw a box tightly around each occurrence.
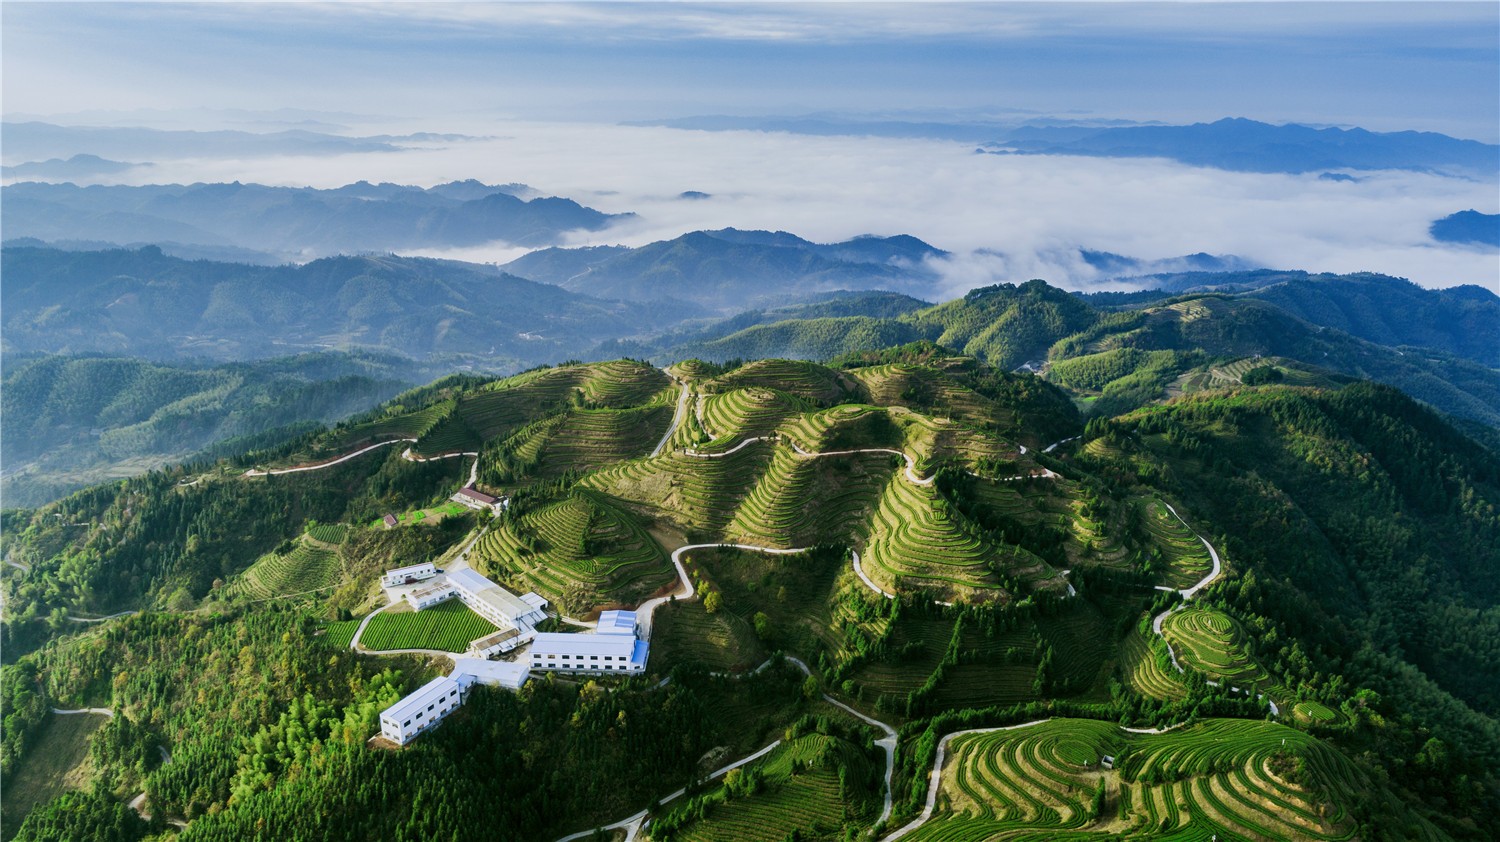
[451,657,530,691]
[382,562,438,588]
[379,676,464,746]
[530,632,648,675]
[452,486,507,515]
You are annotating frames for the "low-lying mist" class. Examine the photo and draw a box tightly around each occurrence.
[25,121,1500,294]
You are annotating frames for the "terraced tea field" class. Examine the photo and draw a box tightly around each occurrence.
[1119,624,1188,701]
[711,359,863,406]
[727,446,893,548]
[306,524,348,545]
[585,443,774,536]
[862,474,1007,601]
[661,734,877,842]
[531,406,673,476]
[224,540,341,600]
[1142,499,1213,590]
[849,364,1003,428]
[476,489,673,611]
[357,601,496,652]
[1160,607,1277,696]
[905,718,1409,841]
[698,387,808,442]
[1294,701,1344,726]
[651,601,765,672]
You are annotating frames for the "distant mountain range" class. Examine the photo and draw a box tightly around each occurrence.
[1431,210,1500,247]
[501,228,947,311]
[1,153,145,180]
[1,180,628,259]
[0,245,693,366]
[983,117,1499,176]
[630,113,1497,177]
[0,120,483,162]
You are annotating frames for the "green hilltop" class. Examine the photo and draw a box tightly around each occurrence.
[2,351,1497,841]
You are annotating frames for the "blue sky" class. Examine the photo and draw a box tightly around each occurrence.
[4,2,1497,140]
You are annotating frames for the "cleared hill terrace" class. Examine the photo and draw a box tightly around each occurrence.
[476,488,674,611]
[726,446,895,548]
[222,537,341,601]
[411,360,671,457]
[709,359,867,406]
[1160,606,1278,697]
[698,387,810,444]
[861,473,1010,602]
[900,717,1413,841]
[850,363,1005,428]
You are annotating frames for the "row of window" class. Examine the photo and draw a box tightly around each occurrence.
[535,662,639,671]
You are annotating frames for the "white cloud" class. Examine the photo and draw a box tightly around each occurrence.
[66,121,1500,292]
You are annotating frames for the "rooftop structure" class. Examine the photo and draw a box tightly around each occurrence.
[451,657,530,691]
[530,632,648,675]
[467,627,522,657]
[378,676,464,745]
[448,568,547,631]
[382,514,399,529]
[595,610,638,636]
[406,580,457,611]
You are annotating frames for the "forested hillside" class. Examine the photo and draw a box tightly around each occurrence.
[1,352,421,507]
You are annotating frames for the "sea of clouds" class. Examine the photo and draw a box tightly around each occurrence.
[42,120,1500,296]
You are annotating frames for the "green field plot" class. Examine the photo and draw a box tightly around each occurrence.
[357,600,497,652]
[477,489,673,612]
[577,359,672,407]
[1161,607,1276,696]
[306,523,349,544]
[319,620,360,649]
[654,734,879,842]
[224,540,342,600]
[1294,701,1345,726]
[1141,499,1213,589]
[652,600,766,673]
[907,717,1430,841]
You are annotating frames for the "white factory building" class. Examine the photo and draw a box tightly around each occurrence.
[530,610,649,675]
[379,675,464,745]
[379,659,532,746]
[381,562,437,588]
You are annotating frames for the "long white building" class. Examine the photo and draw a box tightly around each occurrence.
[381,562,438,588]
[448,568,547,632]
[379,676,464,746]
[530,610,648,675]
[378,660,532,745]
